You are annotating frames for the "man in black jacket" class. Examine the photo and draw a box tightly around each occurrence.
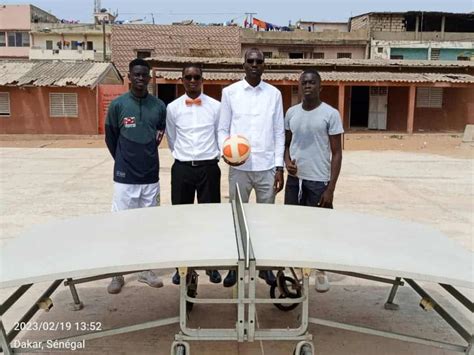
[105,58,166,294]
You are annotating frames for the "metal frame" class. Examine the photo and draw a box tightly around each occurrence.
[0,185,471,354]
[308,275,473,354]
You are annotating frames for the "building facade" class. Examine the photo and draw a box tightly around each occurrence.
[0,4,57,59]
[350,12,474,61]
[241,28,368,59]
[30,23,112,61]
[148,57,474,133]
[0,61,123,134]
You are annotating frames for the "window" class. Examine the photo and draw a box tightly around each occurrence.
[50,93,78,117]
[137,50,151,59]
[263,51,273,59]
[313,52,324,59]
[390,54,404,60]
[377,47,383,53]
[0,32,5,47]
[289,52,304,59]
[416,88,443,108]
[337,52,352,59]
[0,93,10,116]
[46,40,53,50]
[86,41,93,50]
[431,49,440,60]
[7,31,29,47]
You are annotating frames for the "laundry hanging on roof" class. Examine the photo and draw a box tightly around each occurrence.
[251,17,283,31]
[252,17,267,30]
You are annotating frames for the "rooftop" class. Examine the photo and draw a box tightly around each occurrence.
[148,56,474,69]
[111,24,241,76]
[154,69,474,85]
[0,61,122,88]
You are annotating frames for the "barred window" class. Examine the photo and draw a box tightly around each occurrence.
[0,93,11,116]
[337,52,352,59]
[50,93,78,117]
[416,88,443,108]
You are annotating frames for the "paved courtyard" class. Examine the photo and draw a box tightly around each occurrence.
[0,147,472,354]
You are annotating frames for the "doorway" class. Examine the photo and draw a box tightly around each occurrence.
[157,84,177,106]
[350,86,369,128]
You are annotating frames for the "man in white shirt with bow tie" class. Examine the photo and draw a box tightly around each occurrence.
[218,48,285,287]
[166,63,222,285]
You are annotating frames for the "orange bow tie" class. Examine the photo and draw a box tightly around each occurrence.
[185,98,202,106]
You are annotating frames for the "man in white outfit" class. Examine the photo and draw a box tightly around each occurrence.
[218,48,285,287]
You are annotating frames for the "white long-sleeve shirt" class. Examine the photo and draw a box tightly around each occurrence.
[166,94,221,161]
[217,79,285,171]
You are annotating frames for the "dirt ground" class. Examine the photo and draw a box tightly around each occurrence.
[0,133,472,355]
[0,132,472,159]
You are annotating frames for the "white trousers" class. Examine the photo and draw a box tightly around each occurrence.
[111,182,160,212]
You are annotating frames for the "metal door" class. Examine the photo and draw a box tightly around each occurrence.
[368,87,388,130]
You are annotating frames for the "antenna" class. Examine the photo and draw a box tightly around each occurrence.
[94,0,101,13]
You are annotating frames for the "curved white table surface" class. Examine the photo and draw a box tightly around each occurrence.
[245,204,473,289]
[1,204,237,288]
[1,203,472,289]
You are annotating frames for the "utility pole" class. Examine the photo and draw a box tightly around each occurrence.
[102,20,106,61]
[150,13,155,25]
[244,12,257,27]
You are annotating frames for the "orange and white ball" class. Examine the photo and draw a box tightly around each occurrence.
[222,135,251,164]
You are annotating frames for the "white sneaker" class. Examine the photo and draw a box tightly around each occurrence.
[107,275,124,294]
[315,270,330,293]
[138,270,164,288]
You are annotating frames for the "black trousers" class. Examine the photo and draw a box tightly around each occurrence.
[171,160,221,205]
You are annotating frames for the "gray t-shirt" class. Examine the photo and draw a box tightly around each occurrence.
[284,102,344,182]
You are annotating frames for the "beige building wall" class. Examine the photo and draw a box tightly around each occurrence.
[0,5,31,58]
[0,5,31,30]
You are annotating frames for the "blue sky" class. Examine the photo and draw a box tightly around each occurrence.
[4,0,473,25]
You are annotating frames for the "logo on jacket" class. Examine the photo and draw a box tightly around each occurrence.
[122,117,136,128]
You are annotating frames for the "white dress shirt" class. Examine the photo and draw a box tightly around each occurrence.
[166,94,221,161]
[218,79,285,171]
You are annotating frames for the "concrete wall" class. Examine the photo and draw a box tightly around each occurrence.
[350,15,369,31]
[297,22,348,32]
[371,39,474,59]
[241,28,368,44]
[369,14,406,32]
[0,87,98,134]
[372,31,474,42]
[242,44,366,59]
[0,46,30,58]
[414,87,474,131]
[31,33,108,51]
[350,14,405,33]
[440,48,473,60]
[390,47,428,60]
[30,29,111,61]
[0,5,31,30]
[0,5,31,58]
[30,5,57,23]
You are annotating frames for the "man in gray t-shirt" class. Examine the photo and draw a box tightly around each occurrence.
[284,68,343,292]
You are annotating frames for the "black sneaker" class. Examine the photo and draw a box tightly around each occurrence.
[172,270,180,285]
[205,270,222,283]
[258,270,277,286]
[223,270,237,287]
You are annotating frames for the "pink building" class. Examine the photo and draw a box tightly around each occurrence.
[0,4,57,59]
